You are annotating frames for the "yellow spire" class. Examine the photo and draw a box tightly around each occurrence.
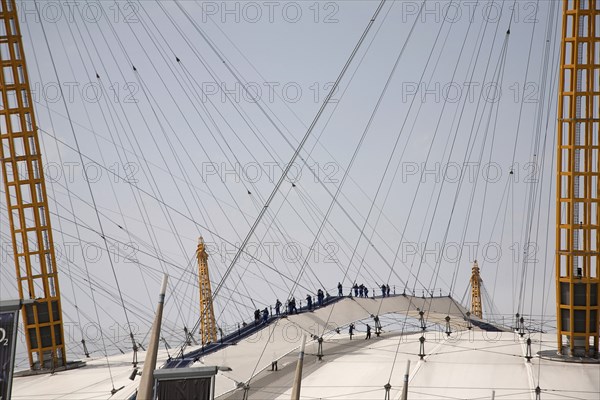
[470,260,483,319]
[556,0,599,357]
[0,0,67,370]
[197,237,217,345]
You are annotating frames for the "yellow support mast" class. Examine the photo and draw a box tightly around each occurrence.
[0,0,66,369]
[197,237,217,345]
[556,0,599,357]
[470,260,483,319]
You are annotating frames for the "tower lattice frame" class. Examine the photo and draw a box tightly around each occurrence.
[197,237,217,345]
[556,0,600,357]
[0,0,66,369]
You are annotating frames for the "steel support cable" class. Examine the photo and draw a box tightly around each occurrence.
[198,14,432,266]
[533,2,560,387]
[360,0,460,305]
[157,0,421,301]
[169,0,415,285]
[212,0,392,383]
[386,0,487,382]
[293,187,387,291]
[284,39,398,315]
[320,0,427,336]
[38,194,302,318]
[403,5,487,295]
[244,190,332,293]
[33,0,131,381]
[182,0,413,240]
[71,6,200,282]
[169,59,348,295]
[33,94,251,220]
[417,7,507,299]
[66,10,204,332]
[515,0,543,316]
[182,0,389,314]
[527,14,558,320]
[159,0,399,289]
[23,21,88,354]
[214,187,297,318]
[426,29,511,325]
[447,34,510,295]
[421,26,509,315]
[5,179,265,334]
[93,74,249,329]
[354,5,463,304]
[95,5,288,319]
[47,10,155,311]
[36,127,320,296]
[485,178,512,311]
[472,41,511,260]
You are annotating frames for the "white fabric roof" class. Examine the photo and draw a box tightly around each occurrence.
[10,296,599,400]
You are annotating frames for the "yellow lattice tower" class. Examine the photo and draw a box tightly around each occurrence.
[556,0,599,357]
[470,260,483,319]
[0,0,66,369]
[197,237,217,345]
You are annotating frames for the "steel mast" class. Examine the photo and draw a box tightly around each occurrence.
[0,0,67,369]
[556,0,599,357]
[197,237,217,345]
[470,260,483,319]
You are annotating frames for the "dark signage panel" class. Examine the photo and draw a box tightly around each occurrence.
[0,311,17,400]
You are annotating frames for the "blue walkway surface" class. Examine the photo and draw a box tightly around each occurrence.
[164,294,344,369]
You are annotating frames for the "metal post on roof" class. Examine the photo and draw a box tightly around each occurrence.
[418,336,426,360]
[384,383,391,400]
[400,360,410,400]
[290,334,307,400]
[137,274,168,400]
[317,336,324,361]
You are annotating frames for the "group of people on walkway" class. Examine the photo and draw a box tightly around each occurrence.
[253,282,394,329]
[348,322,372,340]
[337,282,392,298]
[306,288,327,310]
[253,307,269,325]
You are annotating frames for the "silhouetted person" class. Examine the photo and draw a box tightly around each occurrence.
[386,284,391,297]
[275,299,282,316]
[338,282,343,296]
[353,283,359,297]
[306,294,313,310]
[262,307,269,323]
[290,298,297,314]
[359,284,364,298]
[381,284,387,297]
[349,323,355,340]
[364,287,369,297]
[365,324,371,340]
[317,289,324,307]
[254,309,260,325]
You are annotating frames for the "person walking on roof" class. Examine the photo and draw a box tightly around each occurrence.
[365,324,371,340]
[317,289,324,307]
[306,294,313,311]
[386,284,391,297]
[290,297,297,314]
[262,307,269,323]
[349,323,355,340]
[381,284,387,297]
[338,282,343,297]
[275,299,282,316]
[359,284,364,298]
[364,287,369,298]
[353,283,359,297]
[254,309,260,325]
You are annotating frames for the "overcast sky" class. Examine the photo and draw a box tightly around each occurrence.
[0,0,562,364]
